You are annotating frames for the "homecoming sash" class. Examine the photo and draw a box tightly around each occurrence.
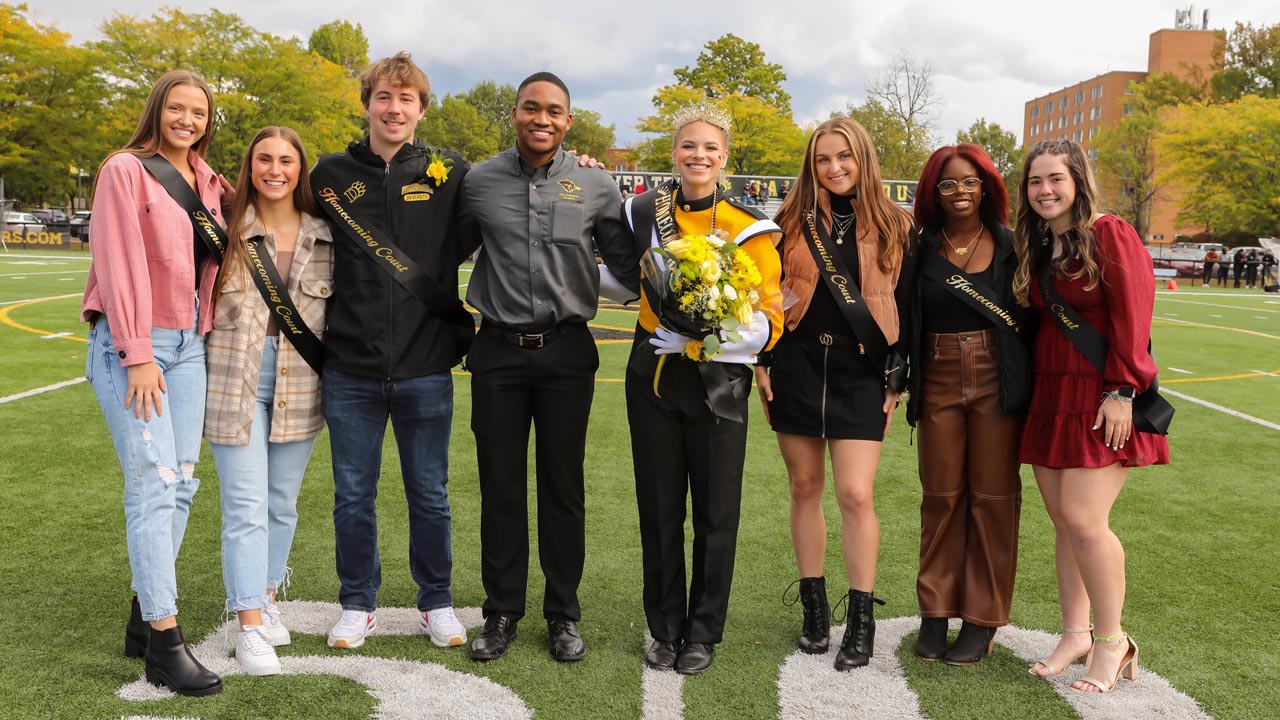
[138,153,226,263]
[803,212,889,374]
[312,181,474,359]
[1037,266,1173,435]
[244,236,325,375]
[920,252,1020,331]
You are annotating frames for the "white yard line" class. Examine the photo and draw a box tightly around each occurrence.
[0,269,89,277]
[1162,388,1280,432]
[1167,367,1194,374]
[0,254,91,261]
[1156,297,1280,314]
[0,377,86,405]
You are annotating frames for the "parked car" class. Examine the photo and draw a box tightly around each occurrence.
[68,210,91,241]
[3,211,47,235]
[29,208,69,225]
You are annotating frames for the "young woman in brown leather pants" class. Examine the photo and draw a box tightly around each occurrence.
[906,144,1033,665]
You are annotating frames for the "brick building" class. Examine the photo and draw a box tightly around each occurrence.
[1022,16,1223,244]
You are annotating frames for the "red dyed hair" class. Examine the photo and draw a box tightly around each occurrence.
[913,143,1009,231]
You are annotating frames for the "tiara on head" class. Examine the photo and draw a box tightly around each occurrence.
[671,101,732,139]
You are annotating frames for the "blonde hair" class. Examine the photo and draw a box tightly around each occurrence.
[360,51,430,108]
[1011,139,1103,306]
[775,116,913,273]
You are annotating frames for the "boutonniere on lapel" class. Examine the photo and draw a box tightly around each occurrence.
[402,150,454,202]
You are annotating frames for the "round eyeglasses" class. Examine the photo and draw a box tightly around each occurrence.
[937,178,982,195]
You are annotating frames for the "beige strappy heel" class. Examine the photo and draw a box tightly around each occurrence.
[1028,625,1094,677]
[1073,631,1139,693]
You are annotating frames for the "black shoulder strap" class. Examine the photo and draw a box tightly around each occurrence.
[138,153,226,262]
[630,187,659,250]
[920,252,1020,331]
[312,180,474,359]
[803,212,888,372]
[244,236,325,374]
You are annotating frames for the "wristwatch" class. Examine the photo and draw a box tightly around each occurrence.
[1116,387,1136,400]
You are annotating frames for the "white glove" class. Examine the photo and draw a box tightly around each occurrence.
[649,326,697,355]
[711,311,771,364]
[597,264,639,304]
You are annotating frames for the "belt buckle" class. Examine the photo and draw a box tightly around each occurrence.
[519,332,544,349]
[818,332,833,346]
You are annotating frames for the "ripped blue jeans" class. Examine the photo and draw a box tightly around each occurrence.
[87,315,206,622]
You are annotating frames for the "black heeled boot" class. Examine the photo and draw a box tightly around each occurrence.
[144,625,223,697]
[835,589,884,671]
[913,617,948,661]
[125,597,148,659]
[797,577,830,654]
[943,621,997,666]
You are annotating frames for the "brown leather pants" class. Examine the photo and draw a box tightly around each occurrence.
[916,329,1022,626]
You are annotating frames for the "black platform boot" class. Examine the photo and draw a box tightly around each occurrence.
[144,625,223,697]
[834,589,884,671]
[797,577,830,654]
[913,617,948,661]
[943,621,997,666]
[125,597,148,659]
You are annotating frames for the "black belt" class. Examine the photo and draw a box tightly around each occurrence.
[481,321,578,350]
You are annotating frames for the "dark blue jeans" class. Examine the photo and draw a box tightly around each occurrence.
[322,368,454,612]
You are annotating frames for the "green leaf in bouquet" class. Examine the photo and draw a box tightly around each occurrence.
[719,318,740,332]
[703,334,721,356]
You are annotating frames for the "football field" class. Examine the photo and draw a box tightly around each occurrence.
[0,248,1275,719]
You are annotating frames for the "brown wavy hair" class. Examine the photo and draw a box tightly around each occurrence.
[214,126,317,298]
[775,116,913,273]
[1012,139,1103,306]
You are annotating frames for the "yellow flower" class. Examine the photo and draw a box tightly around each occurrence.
[700,261,722,284]
[427,159,450,186]
[683,339,704,361]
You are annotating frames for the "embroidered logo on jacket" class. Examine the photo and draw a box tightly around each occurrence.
[344,181,367,203]
[401,182,433,202]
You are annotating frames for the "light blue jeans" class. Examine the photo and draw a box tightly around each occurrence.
[87,314,206,622]
[210,338,318,612]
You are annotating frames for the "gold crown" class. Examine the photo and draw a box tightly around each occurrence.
[671,101,732,140]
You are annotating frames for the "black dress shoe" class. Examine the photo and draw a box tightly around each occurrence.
[913,617,948,661]
[470,614,519,661]
[675,641,715,675]
[644,639,679,670]
[126,596,148,659]
[943,622,996,666]
[144,625,222,697]
[547,616,586,662]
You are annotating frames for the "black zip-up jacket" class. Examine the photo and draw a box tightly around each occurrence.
[312,137,477,379]
[905,222,1035,426]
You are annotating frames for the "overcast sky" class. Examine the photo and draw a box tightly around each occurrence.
[23,1,1280,147]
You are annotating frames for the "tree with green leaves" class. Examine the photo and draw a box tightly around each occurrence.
[842,99,929,181]
[673,33,791,111]
[420,95,499,163]
[93,8,361,175]
[956,118,1022,211]
[460,80,518,151]
[1211,21,1280,101]
[1159,94,1280,235]
[0,4,109,206]
[308,20,369,78]
[563,109,616,161]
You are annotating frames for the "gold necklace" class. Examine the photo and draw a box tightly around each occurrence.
[672,183,717,235]
[942,225,983,256]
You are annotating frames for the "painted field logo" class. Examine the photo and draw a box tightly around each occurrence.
[119,608,1213,720]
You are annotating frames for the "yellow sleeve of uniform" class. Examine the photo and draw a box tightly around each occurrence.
[742,232,784,351]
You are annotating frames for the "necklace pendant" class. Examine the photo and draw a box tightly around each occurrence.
[954,247,967,255]
[835,238,843,245]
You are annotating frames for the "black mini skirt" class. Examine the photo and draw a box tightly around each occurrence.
[765,329,888,441]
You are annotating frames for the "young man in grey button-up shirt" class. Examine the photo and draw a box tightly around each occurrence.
[463,71,640,664]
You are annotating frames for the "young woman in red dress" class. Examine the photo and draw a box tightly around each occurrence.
[1013,140,1169,693]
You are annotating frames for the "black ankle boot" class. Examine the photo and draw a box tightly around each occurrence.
[943,621,996,666]
[913,617,948,661]
[797,577,830,654]
[835,589,884,671]
[125,597,148,659]
[144,625,223,697]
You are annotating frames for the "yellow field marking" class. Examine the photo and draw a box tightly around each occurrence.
[1154,316,1280,341]
[0,293,85,343]
[1163,369,1280,384]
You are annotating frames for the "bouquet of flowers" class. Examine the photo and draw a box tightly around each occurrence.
[647,231,764,361]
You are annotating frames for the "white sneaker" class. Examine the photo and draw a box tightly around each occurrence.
[419,607,467,647]
[261,600,291,646]
[237,625,282,676]
[327,609,377,649]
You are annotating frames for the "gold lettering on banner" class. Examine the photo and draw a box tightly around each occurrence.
[245,240,305,336]
[946,274,1018,327]
[319,187,410,274]
[812,232,856,305]
[1050,303,1080,330]
[191,210,224,254]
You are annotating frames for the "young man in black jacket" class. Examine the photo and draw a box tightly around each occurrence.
[310,52,476,652]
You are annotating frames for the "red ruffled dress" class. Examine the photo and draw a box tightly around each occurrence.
[1019,215,1171,469]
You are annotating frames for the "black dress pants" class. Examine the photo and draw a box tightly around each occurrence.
[469,322,598,621]
[626,354,749,644]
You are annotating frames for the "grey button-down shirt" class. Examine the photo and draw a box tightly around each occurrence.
[465,147,638,331]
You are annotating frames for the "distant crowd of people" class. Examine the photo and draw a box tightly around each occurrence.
[1201,247,1277,289]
